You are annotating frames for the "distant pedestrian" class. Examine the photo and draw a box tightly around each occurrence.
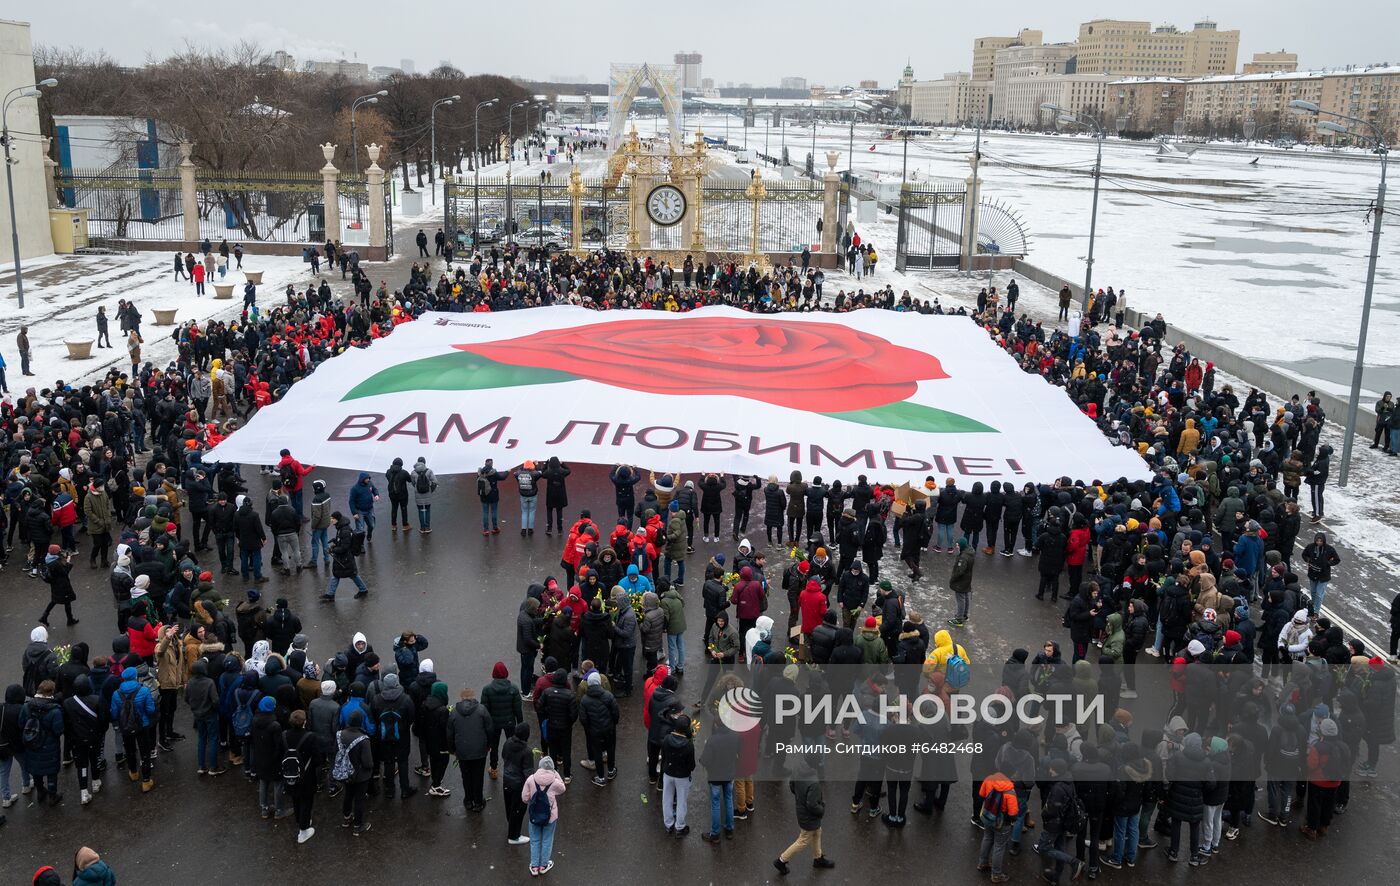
[96,307,111,348]
[17,325,33,376]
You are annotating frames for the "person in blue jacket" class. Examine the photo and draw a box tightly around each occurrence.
[20,680,64,804]
[348,472,380,540]
[618,564,653,598]
[109,666,157,790]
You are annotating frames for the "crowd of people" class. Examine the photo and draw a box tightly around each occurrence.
[2,240,1398,883]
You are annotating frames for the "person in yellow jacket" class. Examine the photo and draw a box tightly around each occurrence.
[923,629,969,682]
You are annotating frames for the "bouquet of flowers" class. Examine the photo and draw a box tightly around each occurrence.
[53,645,73,667]
[782,645,799,665]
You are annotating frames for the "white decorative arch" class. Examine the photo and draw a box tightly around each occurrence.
[608,62,683,153]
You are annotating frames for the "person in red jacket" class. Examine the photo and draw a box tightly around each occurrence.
[1302,718,1349,839]
[127,585,160,663]
[1065,514,1091,594]
[275,449,315,519]
[799,579,829,642]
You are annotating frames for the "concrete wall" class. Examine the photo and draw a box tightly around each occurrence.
[0,20,55,266]
[1011,257,1378,438]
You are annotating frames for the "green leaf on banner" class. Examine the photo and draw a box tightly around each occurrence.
[821,401,996,434]
[342,351,577,401]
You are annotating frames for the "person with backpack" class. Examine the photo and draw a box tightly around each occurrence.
[1303,717,1349,839]
[108,666,156,792]
[522,754,567,875]
[19,680,64,806]
[274,449,315,519]
[335,709,375,836]
[347,473,380,541]
[322,512,369,601]
[512,460,543,537]
[411,457,437,533]
[385,457,412,532]
[370,672,416,800]
[62,674,105,805]
[285,709,323,843]
[251,695,289,819]
[446,686,492,809]
[773,756,834,875]
[1165,732,1214,865]
[306,481,333,570]
[501,722,535,845]
[229,671,261,775]
[1,683,33,806]
[38,545,78,628]
[22,626,59,696]
[1035,757,1085,883]
[476,459,509,536]
[976,771,1020,883]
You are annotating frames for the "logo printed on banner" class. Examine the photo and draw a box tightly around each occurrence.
[717,687,764,732]
[343,317,994,434]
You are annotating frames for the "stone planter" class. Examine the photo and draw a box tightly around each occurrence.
[152,308,178,326]
[243,270,264,285]
[212,283,235,299]
[64,340,95,360]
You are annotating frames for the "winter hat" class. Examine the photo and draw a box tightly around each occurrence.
[117,554,132,567]
[586,671,602,686]
[419,658,434,674]
[291,634,309,651]
[492,661,508,679]
[199,570,213,582]
[864,617,878,629]
[1320,718,1339,737]
[382,673,400,690]
[669,500,680,511]
[1293,609,1309,624]
[878,579,892,591]
[132,576,150,599]
[1202,608,1217,622]
[1313,703,1330,719]
[1186,639,1206,656]
[47,543,60,555]
[1370,656,1387,672]
[815,547,827,557]
[1224,630,1242,647]
[33,866,62,886]
[258,696,276,712]
[1184,733,1203,754]
[798,561,810,574]
[539,755,556,772]
[1209,736,1228,753]
[246,588,261,602]
[957,537,969,550]
[714,554,725,566]
[30,626,48,643]
[320,680,336,697]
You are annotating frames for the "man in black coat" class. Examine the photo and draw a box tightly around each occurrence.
[234,495,268,584]
[540,670,579,781]
[579,672,620,784]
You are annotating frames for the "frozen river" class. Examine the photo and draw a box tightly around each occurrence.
[628,115,1395,398]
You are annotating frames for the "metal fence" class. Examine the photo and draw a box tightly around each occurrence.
[703,180,822,254]
[194,170,326,244]
[56,168,184,240]
[895,181,967,270]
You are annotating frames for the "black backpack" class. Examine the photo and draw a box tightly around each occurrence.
[21,708,48,751]
[416,471,431,495]
[528,781,552,826]
[279,463,297,490]
[379,708,403,742]
[282,736,308,786]
[1058,790,1087,834]
[118,690,142,736]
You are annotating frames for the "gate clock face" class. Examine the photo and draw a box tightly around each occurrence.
[646,184,687,227]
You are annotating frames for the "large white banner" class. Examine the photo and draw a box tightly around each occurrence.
[206,307,1150,484]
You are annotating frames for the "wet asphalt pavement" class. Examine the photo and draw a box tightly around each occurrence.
[1,463,1396,884]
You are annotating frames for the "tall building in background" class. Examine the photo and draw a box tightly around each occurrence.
[780,76,809,91]
[674,52,702,91]
[1243,51,1298,74]
[270,50,296,71]
[972,29,1044,82]
[991,43,1077,125]
[1074,19,1238,77]
[400,58,416,75]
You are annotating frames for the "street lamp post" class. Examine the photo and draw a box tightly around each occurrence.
[350,89,387,224]
[506,100,530,245]
[473,98,498,250]
[1041,103,1105,314]
[430,94,459,205]
[2,78,57,310]
[1289,99,1390,487]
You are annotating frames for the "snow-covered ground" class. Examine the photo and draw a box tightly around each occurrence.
[0,252,312,390]
[638,115,1398,400]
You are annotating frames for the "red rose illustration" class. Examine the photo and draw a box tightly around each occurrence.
[453,317,947,413]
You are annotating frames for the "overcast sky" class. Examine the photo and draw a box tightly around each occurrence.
[18,1,1396,86]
